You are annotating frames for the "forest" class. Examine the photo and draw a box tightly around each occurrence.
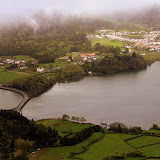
[82,53,147,74]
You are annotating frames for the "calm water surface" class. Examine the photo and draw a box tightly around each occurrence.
[21,62,160,129]
[0,90,23,109]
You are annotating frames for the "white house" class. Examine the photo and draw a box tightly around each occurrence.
[37,67,44,72]
[20,66,27,70]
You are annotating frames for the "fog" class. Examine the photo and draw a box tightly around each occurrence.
[1,0,160,18]
[0,0,160,27]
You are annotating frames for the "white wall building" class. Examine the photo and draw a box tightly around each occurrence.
[37,67,44,72]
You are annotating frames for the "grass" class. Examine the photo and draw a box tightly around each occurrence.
[36,119,91,135]
[144,129,160,134]
[0,71,26,83]
[42,59,68,68]
[75,134,136,160]
[143,52,160,62]
[29,133,103,160]
[12,55,35,62]
[127,136,160,149]
[91,38,124,47]
[139,143,160,158]
[66,52,82,58]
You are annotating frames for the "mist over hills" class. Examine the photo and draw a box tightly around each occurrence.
[110,5,160,27]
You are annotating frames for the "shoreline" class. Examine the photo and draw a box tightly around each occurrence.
[0,86,30,112]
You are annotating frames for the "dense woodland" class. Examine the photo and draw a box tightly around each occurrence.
[82,53,147,74]
[0,110,59,160]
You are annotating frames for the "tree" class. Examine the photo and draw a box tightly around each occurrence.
[62,114,70,121]
[132,52,137,58]
[75,117,80,123]
[151,124,159,130]
[80,117,86,123]
[71,116,76,121]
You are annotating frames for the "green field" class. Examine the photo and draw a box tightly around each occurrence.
[0,71,25,83]
[127,136,160,149]
[42,59,68,68]
[37,119,91,136]
[91,39,124,47]
[75,134,135,160]
[12,55,35,62]
[139,143,160,158]
[142,52,160,62]
[144,129,160,134]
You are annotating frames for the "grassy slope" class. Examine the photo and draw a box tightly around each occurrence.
[144,129,160,134]
[139,143,160,158]
[0,71,25,83]
[37,119,91,137]
[143,52,160,62]
[127,136,160,149]
[75,134,135,160]
[30,133,103,160]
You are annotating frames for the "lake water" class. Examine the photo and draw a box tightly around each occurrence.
[21,62,160,129]
[1,62,160,129]
[0,89,23,109]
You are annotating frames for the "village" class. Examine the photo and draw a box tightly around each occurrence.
[87,30,160,52]
[0,53,99,75]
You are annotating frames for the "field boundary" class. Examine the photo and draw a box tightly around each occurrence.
[68,133,105,160]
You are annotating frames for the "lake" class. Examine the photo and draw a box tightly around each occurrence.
[0,89,23,109]
[1,62,160,129]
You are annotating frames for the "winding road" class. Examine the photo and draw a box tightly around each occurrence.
[0,86,30,112]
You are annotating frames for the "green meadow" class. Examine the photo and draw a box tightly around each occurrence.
[91,38,124,47]
[37,119,91,137]
[0,71,25,83]
[41,59,68,68]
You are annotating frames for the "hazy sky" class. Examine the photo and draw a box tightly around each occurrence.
[0,0,160,18]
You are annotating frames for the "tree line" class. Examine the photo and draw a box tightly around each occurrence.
[82,53,147,74]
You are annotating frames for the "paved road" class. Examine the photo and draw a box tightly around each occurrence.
[0,86,30,112]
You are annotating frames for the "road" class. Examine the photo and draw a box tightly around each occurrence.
[0,86,30,112]
[0,66,64,112]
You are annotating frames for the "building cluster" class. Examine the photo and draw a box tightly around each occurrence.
[88,30,160,52]
[0,58,45,72]
[68,53,98,65]
[2,59,27,69]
